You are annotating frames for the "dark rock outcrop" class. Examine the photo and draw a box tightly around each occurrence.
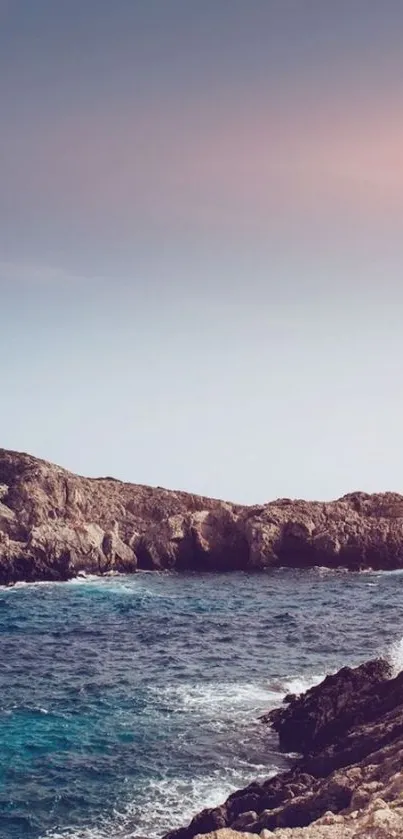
[162,658,403,839]
[264,658,392,754]
[2,448,403,583]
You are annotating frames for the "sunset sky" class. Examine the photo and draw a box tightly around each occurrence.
[1,1,403,502]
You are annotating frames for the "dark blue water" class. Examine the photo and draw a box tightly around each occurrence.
[1,569,403,839]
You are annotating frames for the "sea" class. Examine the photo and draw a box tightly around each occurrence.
[1,568,403,839]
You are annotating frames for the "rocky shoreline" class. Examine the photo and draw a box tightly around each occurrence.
[2,448,403,583]
[162,657,403,839]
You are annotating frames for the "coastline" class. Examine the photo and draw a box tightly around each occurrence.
[2,447,403,584]
[1,564,398,591]
[162,657,403,839]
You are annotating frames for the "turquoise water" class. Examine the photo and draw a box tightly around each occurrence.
[0,568,402,839]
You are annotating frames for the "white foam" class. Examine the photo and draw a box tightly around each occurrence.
[67,576,172,601]
[280,673,326,696]
[155,680,275,716]
[315,566,349,575]
[126,770,272,837]
[0,579,61,591]
[387,636,403,676]
[68,574,102,585]
[0,576,106,592]
[41,765,280,839]
[263,672,326,701]
[0,574,130,593]
[154,672,328,723]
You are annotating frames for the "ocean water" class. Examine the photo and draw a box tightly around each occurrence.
[1,568,403,839]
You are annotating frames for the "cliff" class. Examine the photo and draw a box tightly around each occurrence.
[1,448,403,583]
[163,658,403,839]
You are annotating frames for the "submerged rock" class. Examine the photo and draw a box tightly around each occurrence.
[2,448,403,582]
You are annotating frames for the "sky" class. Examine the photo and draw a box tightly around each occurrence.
[1,0,403,503]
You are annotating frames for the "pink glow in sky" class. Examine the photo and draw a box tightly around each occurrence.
[3,92,403,243]
[1,2,403,500]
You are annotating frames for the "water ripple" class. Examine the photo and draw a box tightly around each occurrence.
[0,569,402,839]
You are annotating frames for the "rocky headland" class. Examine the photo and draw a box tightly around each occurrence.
[163,657,403,839]
[1,448,403,583]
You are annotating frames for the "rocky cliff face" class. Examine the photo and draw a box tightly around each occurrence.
[163,658,403,839]
[1,448,403,583]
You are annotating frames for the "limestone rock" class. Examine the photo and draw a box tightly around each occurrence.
[2,447,403,582]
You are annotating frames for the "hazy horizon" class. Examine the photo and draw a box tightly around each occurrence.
[2,1,403,504]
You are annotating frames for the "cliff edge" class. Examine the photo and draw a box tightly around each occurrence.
[1,448,403,583]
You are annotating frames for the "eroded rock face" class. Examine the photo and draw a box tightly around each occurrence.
[2,448,403,582]
[162,659,403,839]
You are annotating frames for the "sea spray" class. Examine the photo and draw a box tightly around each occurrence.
[387,636,403,676]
